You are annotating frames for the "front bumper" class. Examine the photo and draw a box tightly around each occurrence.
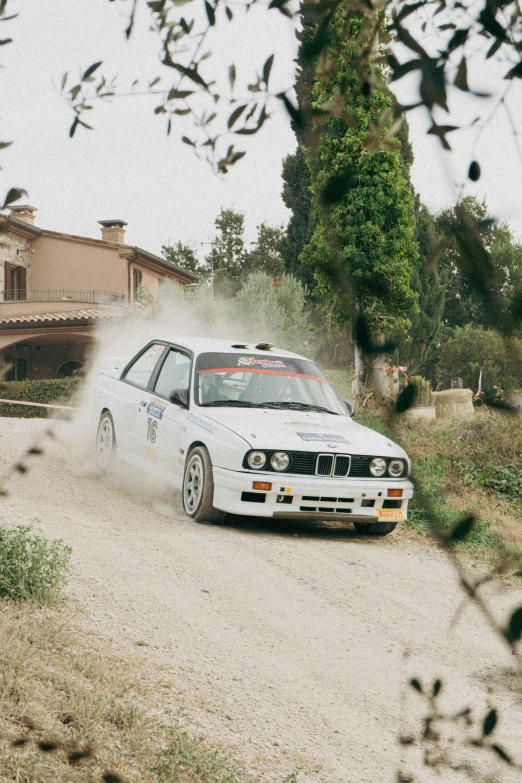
[213,466,413,522]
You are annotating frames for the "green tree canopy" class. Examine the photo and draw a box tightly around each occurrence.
[279,10,318,294]
[244,223,285,278]
[437,196,522,332]
[280,147,317,293]
[396,201,446,375]
[436,325,522,404]
[207,207,246,297]
[301,8,419,336]
[162,240,208,279]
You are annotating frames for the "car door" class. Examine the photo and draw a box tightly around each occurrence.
[142,347,193,484]
[117,342,167,461]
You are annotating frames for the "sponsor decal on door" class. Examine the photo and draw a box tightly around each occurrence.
[147,398,168,419]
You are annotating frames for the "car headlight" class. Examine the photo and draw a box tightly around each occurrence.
[369,457,387,477]
[271,452,290,471]
[388,459,406,478]
[247,451,267,470]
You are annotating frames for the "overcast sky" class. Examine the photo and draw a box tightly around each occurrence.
[2,0,522,260]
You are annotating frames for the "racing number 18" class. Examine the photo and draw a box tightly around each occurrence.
[147,417,157,444]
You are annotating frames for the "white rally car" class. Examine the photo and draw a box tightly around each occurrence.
[94,338,413,535]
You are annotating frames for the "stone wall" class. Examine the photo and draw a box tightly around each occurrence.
[0,229,32,298]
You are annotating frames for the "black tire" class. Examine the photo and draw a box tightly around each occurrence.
[353,521,398,536]
[182,446,226,525]
[95,411,116,472]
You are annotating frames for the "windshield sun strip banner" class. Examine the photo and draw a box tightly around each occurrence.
[197,367,331,384]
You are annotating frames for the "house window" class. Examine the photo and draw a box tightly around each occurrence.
[132,268,143,302]
[4,263,27,301]
[4,357,28,381]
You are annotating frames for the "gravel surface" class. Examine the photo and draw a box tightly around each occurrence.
[1,417,522,783]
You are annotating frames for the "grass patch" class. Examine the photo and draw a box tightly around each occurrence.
[356,403,522,563]
[0,602,258,783]
[0,524,71,603]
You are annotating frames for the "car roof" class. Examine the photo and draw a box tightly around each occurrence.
[156,337,309,362]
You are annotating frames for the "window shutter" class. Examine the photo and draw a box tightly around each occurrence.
[19,266,27,299]
[132,268,143,301]
[4,262,12,299]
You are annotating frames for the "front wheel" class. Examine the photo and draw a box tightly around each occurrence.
[182,446,226,525]
[353,521,398,536]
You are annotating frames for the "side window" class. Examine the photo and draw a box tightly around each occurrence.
[123,344,165,389]
[154,350,192,398]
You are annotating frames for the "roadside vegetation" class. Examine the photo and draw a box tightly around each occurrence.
[356,402,522,564]
[0,601,255,783]
[0,522,261,783]
[0,378,82,418]
[0,524,71,602]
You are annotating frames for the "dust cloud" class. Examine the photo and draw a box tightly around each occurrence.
[55,281,290,512]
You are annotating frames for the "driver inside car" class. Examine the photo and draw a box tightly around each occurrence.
[240,372,294,404]
[199,372,228,403]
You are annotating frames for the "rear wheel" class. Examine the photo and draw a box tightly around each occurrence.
[353,521,398,536]
[182,446,226,525]
[96,412,115,471]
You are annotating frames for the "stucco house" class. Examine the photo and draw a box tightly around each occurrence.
[0,205,197,380]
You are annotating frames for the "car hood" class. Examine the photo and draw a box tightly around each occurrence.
[198,407,407,457]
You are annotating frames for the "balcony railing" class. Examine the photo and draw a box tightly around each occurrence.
[0,290,125,304]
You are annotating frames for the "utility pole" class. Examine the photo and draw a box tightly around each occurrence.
[201,241,226,297]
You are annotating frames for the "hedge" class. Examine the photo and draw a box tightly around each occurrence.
[0,378,82,418]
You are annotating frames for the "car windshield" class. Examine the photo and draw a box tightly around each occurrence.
[195,352,347,416]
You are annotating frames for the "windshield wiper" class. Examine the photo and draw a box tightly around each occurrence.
[201,400,264,408]
[201,400,339,414]
[259,402,339,414]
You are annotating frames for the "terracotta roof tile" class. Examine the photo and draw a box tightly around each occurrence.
[0,305,126,326]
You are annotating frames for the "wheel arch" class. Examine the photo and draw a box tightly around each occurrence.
[186,439,207,458]
[183,440,210,474]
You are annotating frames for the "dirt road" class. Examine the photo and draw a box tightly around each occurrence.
[1,418,522,782]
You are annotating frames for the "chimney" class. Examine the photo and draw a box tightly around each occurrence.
[9,205,38,225]
[98,219,127,244]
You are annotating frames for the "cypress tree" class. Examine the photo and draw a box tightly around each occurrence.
[301,8,419,340]
[280,9,318,293]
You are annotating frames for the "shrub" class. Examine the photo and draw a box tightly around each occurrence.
[0,524,71,602]
[472,462,522,500]
[436,325,522,404]
[233,271,313,354]
[0,377,82,418]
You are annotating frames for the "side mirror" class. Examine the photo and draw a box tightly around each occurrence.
[343,400,355,417]
[169,388,189,408]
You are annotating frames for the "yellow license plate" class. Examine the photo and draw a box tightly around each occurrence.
[377,509,406,522]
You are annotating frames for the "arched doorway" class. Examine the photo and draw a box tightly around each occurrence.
[0,332,94,380]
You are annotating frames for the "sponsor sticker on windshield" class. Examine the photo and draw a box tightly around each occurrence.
[296,433,348,443]
[238,357,286,368]
[147,398,168,419]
